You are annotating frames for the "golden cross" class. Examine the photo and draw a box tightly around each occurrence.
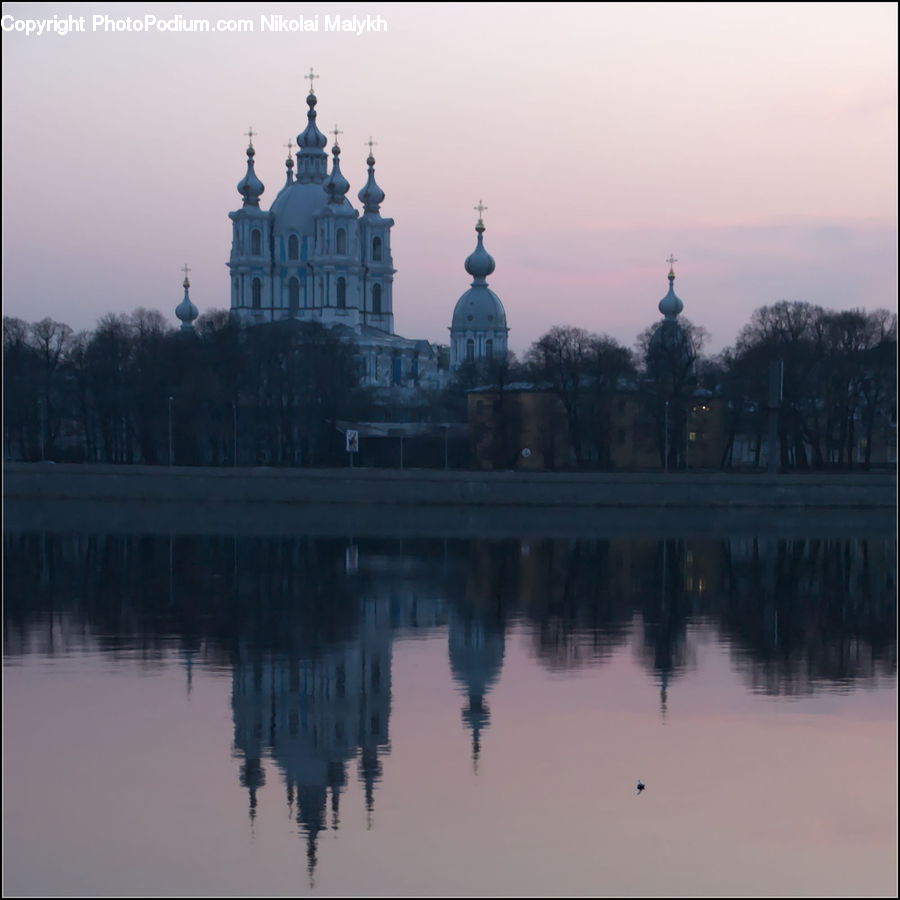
[306,67,318,95]
[244,127,256,147]
[474,200,487,221]
[666,254,678,269]
[284,138,294,157]
[181,264,191,281]
[331,125,342,147]
[366,137,378,155]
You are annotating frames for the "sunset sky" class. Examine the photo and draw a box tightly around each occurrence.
[2,1,896,355]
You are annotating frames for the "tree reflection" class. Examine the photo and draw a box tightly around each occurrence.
[4,528,895,872]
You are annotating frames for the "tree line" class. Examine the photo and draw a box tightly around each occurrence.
[3,300,896,470]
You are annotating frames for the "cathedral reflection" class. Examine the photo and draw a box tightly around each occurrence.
[4,530,896,874]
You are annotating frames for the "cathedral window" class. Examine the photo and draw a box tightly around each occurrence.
[392,353,402,385]
[288,234,299,260]
[336,277,346,308]
[336,228,347,254]
[288,277,300,314]
[250,229,261,256]
[372,283,382,314]
[466,339,475,362]
[485,339,494,359]
[372,236,383,261]
[252,278,261,309]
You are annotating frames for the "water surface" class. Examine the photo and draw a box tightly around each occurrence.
[4,532,896,896]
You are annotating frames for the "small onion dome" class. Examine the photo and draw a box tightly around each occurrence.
[176,276,199,330]
[297,93,327,151]
[284,150,294,187]
[358,152,385,213]
[658,266,684,319]
[237,145,265,206]
[464,221,496,282]
[324,143,350,203]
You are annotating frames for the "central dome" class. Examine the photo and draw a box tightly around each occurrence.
[270,181,329,236]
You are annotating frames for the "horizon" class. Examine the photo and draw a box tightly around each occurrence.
[2,1,897,355]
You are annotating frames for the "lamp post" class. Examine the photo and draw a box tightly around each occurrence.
[664,400,670,473]
[232,402,238,467]
[168,396,174,466]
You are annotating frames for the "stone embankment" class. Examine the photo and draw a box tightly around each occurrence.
[4,462,895,538]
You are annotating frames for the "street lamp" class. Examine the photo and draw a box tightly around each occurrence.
[232,402,238,467]
[168,396,174,466]
[664,400,669,473]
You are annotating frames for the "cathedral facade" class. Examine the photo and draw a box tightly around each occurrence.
[226,85,438,391]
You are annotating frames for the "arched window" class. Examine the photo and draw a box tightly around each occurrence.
[336,228,347,254]
[466,339,475,362]
[373,236,383,262]
[392,353,402,385]
[372,284,382,314]
[252,279,261,309]
[288,234,299,260]
[251,229,261,256]
[288,277,299,314]
[485,339,494,359]
[336,277,346,309]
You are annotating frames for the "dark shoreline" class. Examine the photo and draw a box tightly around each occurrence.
[4,462,895,538]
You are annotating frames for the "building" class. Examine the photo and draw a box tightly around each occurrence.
[224,80,440,391]
[449,205,509,368]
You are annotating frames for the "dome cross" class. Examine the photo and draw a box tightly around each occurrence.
[244,127,256,147]
[305,67,319,95]
[331,125,342,148]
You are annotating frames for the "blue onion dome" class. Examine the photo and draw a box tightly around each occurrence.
[658,259,684,320]
[358,151,385,213]
[324,143,350,204]
[176,273,199,330]
[297,92,327,151]
[237,144,265,206]
[283,144,294,187]
[464,221,496,282]
[452,216,506,331]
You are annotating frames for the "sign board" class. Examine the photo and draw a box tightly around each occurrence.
[346,430,359,453]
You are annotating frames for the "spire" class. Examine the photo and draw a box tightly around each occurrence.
[236,129,265,206]
[658,254,684,320]
[296,81,328,184]
[464,201,496,284]
[358,137,385,214]
[175,264,199,331]
[324,126,350,204]
[462,694,490,775]
[283,138,295,187]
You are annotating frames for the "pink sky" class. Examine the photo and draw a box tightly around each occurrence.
[2,1,896,354]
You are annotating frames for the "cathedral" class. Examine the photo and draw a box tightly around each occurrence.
[211,74,510,392]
